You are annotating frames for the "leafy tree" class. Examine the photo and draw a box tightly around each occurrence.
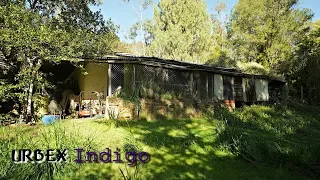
[127,19,155,46]
[290,20,320,104]
[211,0,228,52]
[126,19,155,55]
[206,0,235,67]
[228,0,312,74]
[123,0,153,55]
[148,0,213,63]
[0,0,118,122]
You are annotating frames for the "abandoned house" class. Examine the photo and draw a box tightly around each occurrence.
[39,53,286,118]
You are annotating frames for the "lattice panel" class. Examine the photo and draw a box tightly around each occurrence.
[133,64,192,97]
[166,69,190,95]
[134,65,162,88]
[111,63,124,94]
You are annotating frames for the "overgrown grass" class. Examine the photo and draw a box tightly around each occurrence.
[214,104,320,177]
[0,103,319,179]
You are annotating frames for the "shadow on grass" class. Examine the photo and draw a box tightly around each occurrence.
[2,102,319,179]
[109,112,310,180]
[80,99,320,179]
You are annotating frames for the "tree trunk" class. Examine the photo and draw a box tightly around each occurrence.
[23,57,41,123]
[26,80,34,116]
[24,57,34,123]
[19,88,28,124]
[139,1,145,56]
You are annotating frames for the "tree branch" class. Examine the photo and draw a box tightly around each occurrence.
[31,0,39,10]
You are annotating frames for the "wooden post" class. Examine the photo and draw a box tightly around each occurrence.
[105,97,109,120]
[206,73,209,99]
[212,74,214,100]
[283,82,289,106]
[189,71,193,95]
[108,64,112,97]
[232,77,235,100]
[133,64,136,88]
[196,72,200,99]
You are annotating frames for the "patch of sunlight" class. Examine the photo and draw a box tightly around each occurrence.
[261,112,271,118]
[185,149,192,155]
[185,158,194,165]
[157,147,169,155]
[153,157,163,164]
[158,127,166,132]
[185,156,201,165]
[260,122,276,133]
[132,134,141,139]
[196,172,206,179]
[146,119,157,123]
[185,124,192,128]
[186,122,199,128]
[168,129,187,137]
[185,172,195,179]
[163,153,175,161]
[190,143,207,155]
[101,128,127,141]
[154,166,167,173]
[136,128,152,135]
[196,128,215,137]
[205,165,213,170]
[214,149,233,157]
[254,105,272,111]
[204,145,215,152]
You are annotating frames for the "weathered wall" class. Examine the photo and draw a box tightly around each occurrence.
[71,62,270,103]
[214,74,224,100]
[74,62,109,99]
[255,79,269,101]
[74,67,84,93]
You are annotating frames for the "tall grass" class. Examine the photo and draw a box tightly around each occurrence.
[1,103,320,179]
[214,104,320,177]
[0,121,100,180]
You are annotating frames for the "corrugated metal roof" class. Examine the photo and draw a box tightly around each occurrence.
[79,54,285,82]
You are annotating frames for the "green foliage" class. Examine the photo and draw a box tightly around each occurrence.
[2,104,320,179]
[236,61,268,75]
[123,0,153,56]
[0,1,119,117]
[206,45,235,67]
[291,20,320,104]
[0,122,99,179]
[215,104,320,177]
[128,20,154,44]
[148,0,213,63]
[228,0,312,74]
[206,1,235,67]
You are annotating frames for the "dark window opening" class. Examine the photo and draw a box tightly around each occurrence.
[223,76,234,100]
